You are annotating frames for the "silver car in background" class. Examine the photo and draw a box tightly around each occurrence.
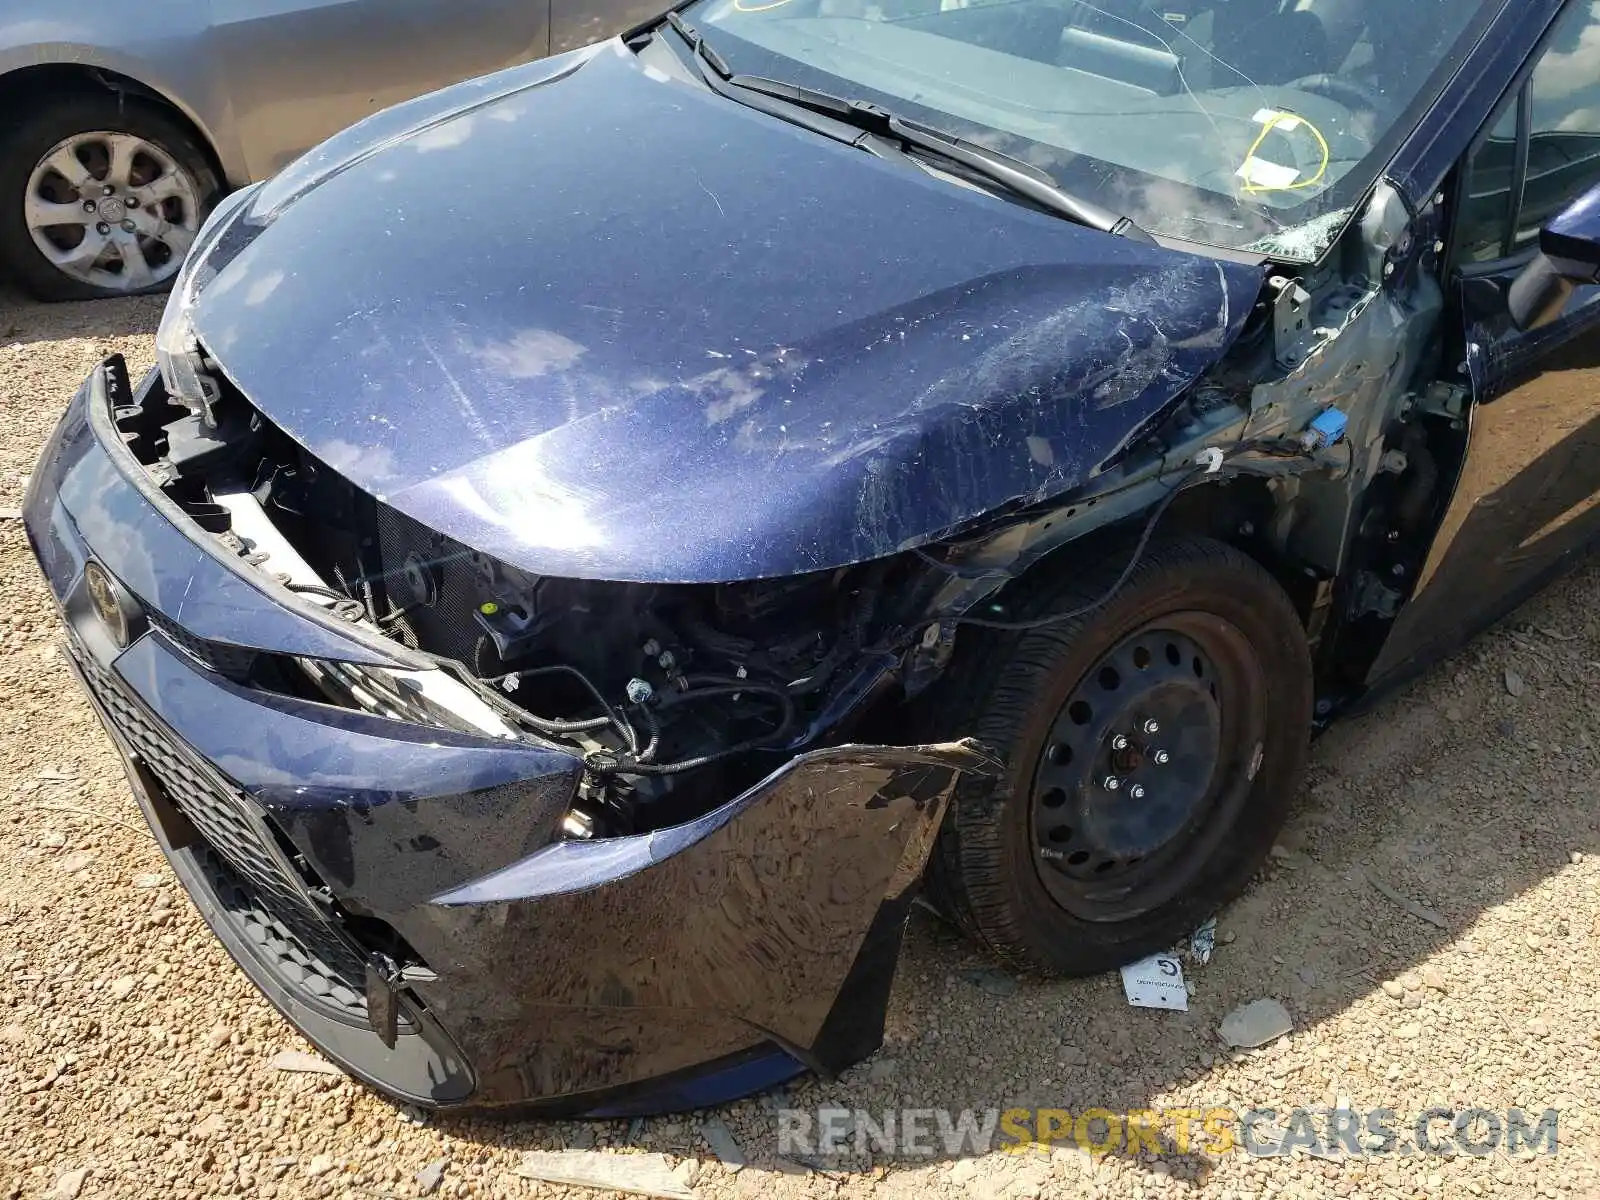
[0,0,662,300]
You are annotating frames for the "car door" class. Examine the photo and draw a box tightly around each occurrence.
[208,0,552,180]
[1370,0,1600,683]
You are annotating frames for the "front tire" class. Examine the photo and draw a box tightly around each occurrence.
[927,536,1312,976]
[0,94,219,301]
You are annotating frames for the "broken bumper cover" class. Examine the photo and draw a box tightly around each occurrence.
[22,359,992,1114]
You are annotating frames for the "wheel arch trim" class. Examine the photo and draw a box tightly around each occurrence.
[0,52,244,187]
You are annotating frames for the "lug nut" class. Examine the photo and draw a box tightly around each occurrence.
[125,196,139,209]
[103,184,115,196]
[1102,775,1121,792]
[1110,734,1129,751]
[1129,784,1147,800]
[121,220,136,233]
[1152,749,1171,765]
[1143,718,1161,735]
[81,200,96,213]
[95,222,109,235]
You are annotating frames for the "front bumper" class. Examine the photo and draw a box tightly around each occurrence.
[22,359,987,1114]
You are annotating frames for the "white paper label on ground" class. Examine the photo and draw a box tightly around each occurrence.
[1121,953,1188,1010]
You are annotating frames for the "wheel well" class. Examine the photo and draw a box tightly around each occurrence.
[0,64,224,180]
[995,477,1322,629]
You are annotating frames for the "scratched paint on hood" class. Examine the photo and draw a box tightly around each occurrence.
[190,39,1263,584]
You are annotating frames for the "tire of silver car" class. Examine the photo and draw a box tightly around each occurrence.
[925,536,1313,977]
[0,94,220,302]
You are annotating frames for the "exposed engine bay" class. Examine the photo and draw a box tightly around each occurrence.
[111,375,947,836]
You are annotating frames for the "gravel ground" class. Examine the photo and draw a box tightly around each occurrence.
[2,286,1599,1200]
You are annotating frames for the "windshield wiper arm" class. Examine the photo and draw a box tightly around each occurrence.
[665,11,733,78]
[723,75,1157,243]
[662,15,899,152]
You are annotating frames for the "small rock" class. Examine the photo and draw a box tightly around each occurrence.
[867,1056,899,1083]
[1526,935,1544,952]
[699,1115,745,1171]
[1381,980,1405,999]
[109,976,138,1000]
[1220,998,1293,1049]
[416,1158,448,1195]
[565,1127,596,1151]
[697,1120,745,1177]
[1395,1023,1421,1040]
[1504,668,1525,696]
[1529,1019,1549,1039]
[50,1168,89,1199]
[271,1049,341,1075]
[672,1159,700,1189]
[951,1159,982,1185]
[131,873,164,888]
[56,851,94,874]
[193,1113,227,1139]
[1399,971,1422,992]
[1402,992,1423,1010]
[205,1023,232,1050]
[960,967,1019,996]
[1269,844,1292,860]
[39,831,66,849]
[1420,965,1447,991]
[1445,706,1463,722]
[1571,851,1584,865]
[304,1155,336,1178]
[1219,929,1237,945]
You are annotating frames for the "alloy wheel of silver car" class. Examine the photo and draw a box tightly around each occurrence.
[24,130,202,293]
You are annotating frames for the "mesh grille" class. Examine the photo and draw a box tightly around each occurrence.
[67,634,380,1027]
[146,612,259,680]
[373,504,487,668]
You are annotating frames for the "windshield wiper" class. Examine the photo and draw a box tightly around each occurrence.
[656,16,1154,242]
[724,75,1157,243]
[665,11,732,78]
[662,14,900,152]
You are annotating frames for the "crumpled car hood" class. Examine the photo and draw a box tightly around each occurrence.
[191,39,1262,584]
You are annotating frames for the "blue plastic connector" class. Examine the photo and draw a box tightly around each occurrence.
[1305,407,1349,448]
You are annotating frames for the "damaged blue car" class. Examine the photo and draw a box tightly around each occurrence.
[22,0,1600,1113]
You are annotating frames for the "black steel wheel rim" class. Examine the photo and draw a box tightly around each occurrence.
[1029,612,1267,922]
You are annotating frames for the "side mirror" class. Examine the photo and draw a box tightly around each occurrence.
[1508,182,1600,331]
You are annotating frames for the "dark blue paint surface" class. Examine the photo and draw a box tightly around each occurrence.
[188,41,1260,583]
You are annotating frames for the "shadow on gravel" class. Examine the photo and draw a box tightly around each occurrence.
[421,560,1600,1194]
[0,284,163,345]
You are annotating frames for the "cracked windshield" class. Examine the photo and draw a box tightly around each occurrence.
[690,0,1496,254]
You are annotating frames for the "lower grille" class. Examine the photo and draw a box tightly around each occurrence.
[67,635,379,1028]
